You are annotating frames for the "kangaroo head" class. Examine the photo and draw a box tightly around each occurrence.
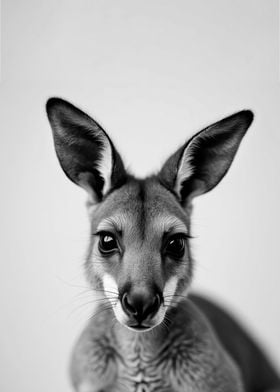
[47,98,253,332]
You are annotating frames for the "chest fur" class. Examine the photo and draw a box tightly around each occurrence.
[73,311,243,392]
[108,333,205,392]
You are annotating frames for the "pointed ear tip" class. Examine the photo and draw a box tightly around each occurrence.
[239,109,254,126]
[46,97,67,113]
[225,110,254,132]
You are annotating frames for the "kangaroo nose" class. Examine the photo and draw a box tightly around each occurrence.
[121,291,161,322]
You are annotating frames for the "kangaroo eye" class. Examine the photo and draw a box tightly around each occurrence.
[98,233,118,255]
[165,235,186,259]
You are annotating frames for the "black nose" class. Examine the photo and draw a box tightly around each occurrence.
[121,291,162,322]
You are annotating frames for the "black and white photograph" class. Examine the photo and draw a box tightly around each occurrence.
[0,1,279,391]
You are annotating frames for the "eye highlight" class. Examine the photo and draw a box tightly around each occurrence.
[164,234,187,259]
[98,232,119,255]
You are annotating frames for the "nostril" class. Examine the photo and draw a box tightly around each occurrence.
[122,292,137,316]
[154,293,161,310]
[143,293,162,319]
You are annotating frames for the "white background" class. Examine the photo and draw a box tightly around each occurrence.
[0,1,279,391]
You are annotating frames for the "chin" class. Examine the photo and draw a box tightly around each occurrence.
[125,324,156,332]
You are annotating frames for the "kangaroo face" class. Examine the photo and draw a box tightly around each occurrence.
[47,98,253,332]
[86,179,193,330]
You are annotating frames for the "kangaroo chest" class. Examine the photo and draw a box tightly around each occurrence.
[75,307,243,392]
[118,339,170,391]
[109,331,197,392]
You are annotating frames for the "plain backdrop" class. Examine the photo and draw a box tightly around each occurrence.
[0,1,279,391]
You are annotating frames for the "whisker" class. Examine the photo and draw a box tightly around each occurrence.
[163,304,180,310]
[67,301,100,319]
[55,278,93,291]
[89,296,118,302]
[87,305,114,322]
[67,294,118,319]
[164,301,184,306]
[160,318,170,334]
[55,278,119,296]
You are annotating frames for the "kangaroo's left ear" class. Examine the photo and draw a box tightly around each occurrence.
[46,98,127,204]
[159,110,254,205]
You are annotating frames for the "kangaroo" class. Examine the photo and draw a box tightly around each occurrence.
[47,98,280,392]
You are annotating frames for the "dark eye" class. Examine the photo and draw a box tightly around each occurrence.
[98,232,118,255]
[165,235,186,259]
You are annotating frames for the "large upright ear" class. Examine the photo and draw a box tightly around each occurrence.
[159,110,254,205]
[46,98,127,203]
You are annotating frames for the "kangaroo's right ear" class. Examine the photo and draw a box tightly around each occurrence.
[159,110,254,206]
[46,98,127,203]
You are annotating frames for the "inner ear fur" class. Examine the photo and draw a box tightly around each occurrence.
[46,97,127,203]
[159,110,254,205]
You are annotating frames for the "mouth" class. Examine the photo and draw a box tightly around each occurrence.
[112,297,166,332]
[127,323,153,332]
